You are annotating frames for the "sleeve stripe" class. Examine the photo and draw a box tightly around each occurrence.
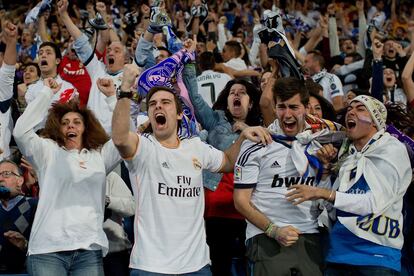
[84,52,95,67]
[234,183,257,189]
[236,143,258,165]
[236,143,264,166]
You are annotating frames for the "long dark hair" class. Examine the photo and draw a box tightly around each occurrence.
[41,100,109,150]
[212,79,262,126]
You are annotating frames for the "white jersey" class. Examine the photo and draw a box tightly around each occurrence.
[84,55,123,135]
[126,134,224,274]
[234,140,320,240]
[224,58,248,71]
[312,70,344,103]
[0,63,15,160]
[25,75,74,105]
[197,70,232,107]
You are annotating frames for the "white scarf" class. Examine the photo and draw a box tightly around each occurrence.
[334,130,412,249]
[312,69,327,84]
[268,120,327,177]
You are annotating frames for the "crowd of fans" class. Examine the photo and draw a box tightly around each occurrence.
[0,0,413,275]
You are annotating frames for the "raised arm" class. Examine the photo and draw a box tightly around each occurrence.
[13,79,61,170]
[260,60,278,127]
[2,22,17,67]
[38,14,50,42]
[58,0,83,40]
[371,39,384,102]
[0,22,17,102]
[219,126,271,173]
[402,52,414,105]
[327,4,340,57]
[356,0,367,58]
[112,64,140,158]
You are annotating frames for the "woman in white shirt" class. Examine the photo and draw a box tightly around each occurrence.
[13,78,121,276]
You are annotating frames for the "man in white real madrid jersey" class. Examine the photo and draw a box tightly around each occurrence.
[111,63,271,275]
[304,50,344,112]
[197,52,232,107]
[234,77,327,276]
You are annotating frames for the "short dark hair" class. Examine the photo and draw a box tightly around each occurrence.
[224,41,242,57]
[273,77,309,106]
[39,42,62,60]
[22,62,41,77]
[304,79,323,95]
[308,50,324,69]
[198,52,215,71]
[146,86,183,132]
[157,46,172,57]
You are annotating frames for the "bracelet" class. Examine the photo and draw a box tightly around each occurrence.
[264,222,274,236]
[327,189,335,202]
[265,222,279,239]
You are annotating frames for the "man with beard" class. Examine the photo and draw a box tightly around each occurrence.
[304,50,344,112]
[286,95,411,275]
[233,77,327,276]
[58,0,127,134]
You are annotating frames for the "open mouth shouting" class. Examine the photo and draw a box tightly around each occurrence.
[385,76,394,84]
[155,113,167,126]
[283,119,297,132]
[40,60,48,66]
[66,131,78,140]
[108,57,115,65]
[346,118,357,130]
[233,99,241,108]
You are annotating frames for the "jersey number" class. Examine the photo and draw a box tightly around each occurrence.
[201,82,216,104]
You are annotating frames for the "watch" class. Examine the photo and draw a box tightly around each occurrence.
[117,87,133,99]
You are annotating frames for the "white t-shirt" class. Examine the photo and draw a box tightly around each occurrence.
[126,134,224,274]
[197,70,232,107]
[234,140,320,240]
[312,71,344,103]
[224,58,248,71]
[25,75,74,105]
[0,63,15,160]
[14,87,121,256]
[84,56,123,135]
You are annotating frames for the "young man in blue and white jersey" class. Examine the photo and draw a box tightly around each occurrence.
[287,95,412,275]
[233,77,329,276]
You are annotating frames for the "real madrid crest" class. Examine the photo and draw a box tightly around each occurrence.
[192,158,202,170]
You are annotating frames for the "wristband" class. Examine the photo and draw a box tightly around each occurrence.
[118,91,133,99]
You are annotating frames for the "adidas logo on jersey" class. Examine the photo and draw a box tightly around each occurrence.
[162,162,169,169]
[270,160,281,168]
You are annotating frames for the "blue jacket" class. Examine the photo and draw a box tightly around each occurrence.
[183,64,238,191]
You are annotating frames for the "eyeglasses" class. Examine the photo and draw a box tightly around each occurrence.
[0,171,21,178]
